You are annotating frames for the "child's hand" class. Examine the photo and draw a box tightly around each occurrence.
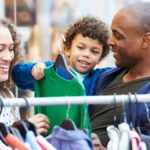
[28,114,50,134]
[32,62,45,80]
[92,133,106,150]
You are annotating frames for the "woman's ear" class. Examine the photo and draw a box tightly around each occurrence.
[141,32,150,49]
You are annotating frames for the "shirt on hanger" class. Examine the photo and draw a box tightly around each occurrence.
[34,65,91,134]
[5,133,30,150]
[46,126,93,150]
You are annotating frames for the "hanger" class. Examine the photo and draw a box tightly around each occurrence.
[23,119,39,136]
[12,120,29,139]
[143,102,150,129]
[134,93,142,136]
[0,132,9,146]
[113,93,117,127]
[54,33,75,79]
[0,123,10,145]
[60,97,76,130]
[23,96,30,108]
[122,95,127,123]
[53,53,75,78]
[19,96,30,120]
[8,126,24,141]
[128,92,133,129]
[0,96,3,114]
[0,123,10,137]
[21,97,39,136]
[81,97,90,134]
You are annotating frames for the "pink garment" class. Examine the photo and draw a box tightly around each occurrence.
[36,135,57,150]
[130,129,141,150]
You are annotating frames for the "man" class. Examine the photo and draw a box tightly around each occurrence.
[91,1,150,149]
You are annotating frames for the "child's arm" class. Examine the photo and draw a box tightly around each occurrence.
[12,61,52,90]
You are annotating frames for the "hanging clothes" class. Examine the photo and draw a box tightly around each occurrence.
[5,133,30,150]
[34,65,91,134]
[46,125,93,150]
[0,140,13,150]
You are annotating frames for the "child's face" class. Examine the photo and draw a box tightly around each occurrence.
[66,33,103,73]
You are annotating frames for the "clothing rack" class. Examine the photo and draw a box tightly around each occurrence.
[1,94,150,107]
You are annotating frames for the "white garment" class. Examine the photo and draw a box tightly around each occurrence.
[0,89,20,126]
[107,125,120,150]
[0,140,13,150]
[118,123,130,150]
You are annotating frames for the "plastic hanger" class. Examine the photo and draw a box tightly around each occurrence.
[8,126,24,141]
[60,97,77,130]
[128,92,133,129]
[54,34,75,79]
[122,95,127,123]
[12,120,29,139]
[134,93,142,136]
[0,123,10,145]
[0,123,10,137]
[23,96,30,108]
[23,119,39,136]
[113,93,117,127]
[81,97,90,134]
[19,96,30,120]
[134,93,150,135]
[143,102,150,128]
[53,53,75,78]
[0,96,3,114]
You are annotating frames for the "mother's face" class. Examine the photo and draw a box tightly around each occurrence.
[0,26,14,82]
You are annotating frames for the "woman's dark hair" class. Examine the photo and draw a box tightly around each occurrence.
[63,16,110,61]
[0,19,21,89]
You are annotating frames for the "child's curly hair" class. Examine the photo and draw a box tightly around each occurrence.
[63,16,110,61]
[0,19,21,90]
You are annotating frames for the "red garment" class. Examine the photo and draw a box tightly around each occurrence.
[5,133,30,150]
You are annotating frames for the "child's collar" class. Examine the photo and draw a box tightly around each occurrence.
[70,68,88,76]
[70,68,88,82]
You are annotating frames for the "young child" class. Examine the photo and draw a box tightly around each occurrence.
[12,16,111,96]
[13,16,111,148]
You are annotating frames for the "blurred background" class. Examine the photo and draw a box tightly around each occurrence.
[1,0,149,116]
[1,0,149,68]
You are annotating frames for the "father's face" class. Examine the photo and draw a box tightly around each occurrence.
[107,9,144,68]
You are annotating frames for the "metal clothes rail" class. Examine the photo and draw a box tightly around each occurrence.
[1,94,150,107]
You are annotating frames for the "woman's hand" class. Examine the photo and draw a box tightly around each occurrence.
[32,62,46,80]
[92,133,106,150]
[28,114,50,134]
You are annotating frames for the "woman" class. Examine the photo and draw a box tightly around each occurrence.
[0,18,50,134]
